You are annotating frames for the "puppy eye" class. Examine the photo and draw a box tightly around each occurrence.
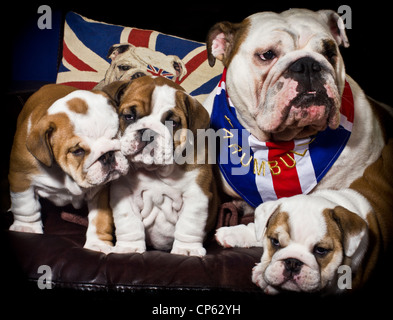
[164,111,181,129]
[169,120,180,129]
[118,65,131,71]
[122,107,137,123]
[259,50,276,61]
[313,246,330,257]
[270,237,280,247]
[71,148,85,157]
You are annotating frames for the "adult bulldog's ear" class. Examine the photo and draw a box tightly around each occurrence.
[106,43,133,60]
[102,80,130,107]
[254,201,281,242]
[171,56,187,81]
[329,206,368,261]
[318,10,350,48]
[26,117,55,167]
[206,21,247,67]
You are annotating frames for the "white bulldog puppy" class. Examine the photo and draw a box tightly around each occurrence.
[216,189,373,294]
[104,76,218,256]
[8,84,129,253]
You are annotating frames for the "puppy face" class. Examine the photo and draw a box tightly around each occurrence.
[105,76,209,167]
[207,9,349,141]
[26,90,129,188]
[104,44,187,84]
[253,195,367,293]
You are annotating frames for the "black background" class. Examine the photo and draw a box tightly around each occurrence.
[5,0,393,105]
[2,1,392,316]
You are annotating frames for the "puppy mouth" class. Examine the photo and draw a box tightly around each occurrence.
[84,150,129,186]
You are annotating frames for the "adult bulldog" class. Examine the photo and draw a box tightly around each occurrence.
[206,8,393,294]
[94,43,187,90]
[204,8,391,208]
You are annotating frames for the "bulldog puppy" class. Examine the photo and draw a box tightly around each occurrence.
[104,76,218,256]
[8,84,129,253]
[205,9,391,207]
[94,43,187,90]
[216,189,377,294]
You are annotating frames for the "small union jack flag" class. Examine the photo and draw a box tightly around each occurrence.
[146,65,175,80]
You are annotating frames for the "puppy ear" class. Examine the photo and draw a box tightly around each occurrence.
[254,201,281,241]
[102,80,130,107]
[106,43,133,60]
[177,91,210,135]
[206,21,246,67]
[329,206,368,260]
[26,116,55,167]
[318,10,350,48]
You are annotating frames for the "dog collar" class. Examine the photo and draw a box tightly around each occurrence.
[210,68,354,207]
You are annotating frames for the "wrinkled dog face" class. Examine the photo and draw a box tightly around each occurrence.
[108,76,208,167]
[257,208,343,293]
[27,91,129,188]
[252,194,367,294]
[104,43,187,84]
[207,9,349,141]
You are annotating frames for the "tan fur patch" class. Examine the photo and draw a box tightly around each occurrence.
[93,187,114,244]
[320,209,343,271]
[265,210,289,256]
[67,97,88,114]
[9,84,77,193]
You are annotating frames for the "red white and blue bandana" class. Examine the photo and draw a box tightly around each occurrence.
[210,69,354,208]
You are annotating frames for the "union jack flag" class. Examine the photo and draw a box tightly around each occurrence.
[146,65,175,80]
[56,12,223,103]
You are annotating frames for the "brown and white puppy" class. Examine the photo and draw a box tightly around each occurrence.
[8,84,129,253]
[104,76,218,256]
[204,8,390,201]
[216,188,382,294]
[94,43,187,90]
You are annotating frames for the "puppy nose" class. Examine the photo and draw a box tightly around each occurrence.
[138,128,157,144]
[99,151,115,166]
[284,258,303,274]
[289,57,322,74]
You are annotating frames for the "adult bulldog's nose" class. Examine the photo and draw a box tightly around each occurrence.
[288,57,322,92]
[289,57,322,74]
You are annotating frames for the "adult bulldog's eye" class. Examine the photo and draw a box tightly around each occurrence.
[118,65,131,71]
[259,50,276,61]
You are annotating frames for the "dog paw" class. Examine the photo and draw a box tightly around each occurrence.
[252,263,265,287]
[252,263,279,294]
[84,240,113,254]
[111,241,146,254]
[171,241,206,257]
[9,221,43,234]
[215,224,258,248]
